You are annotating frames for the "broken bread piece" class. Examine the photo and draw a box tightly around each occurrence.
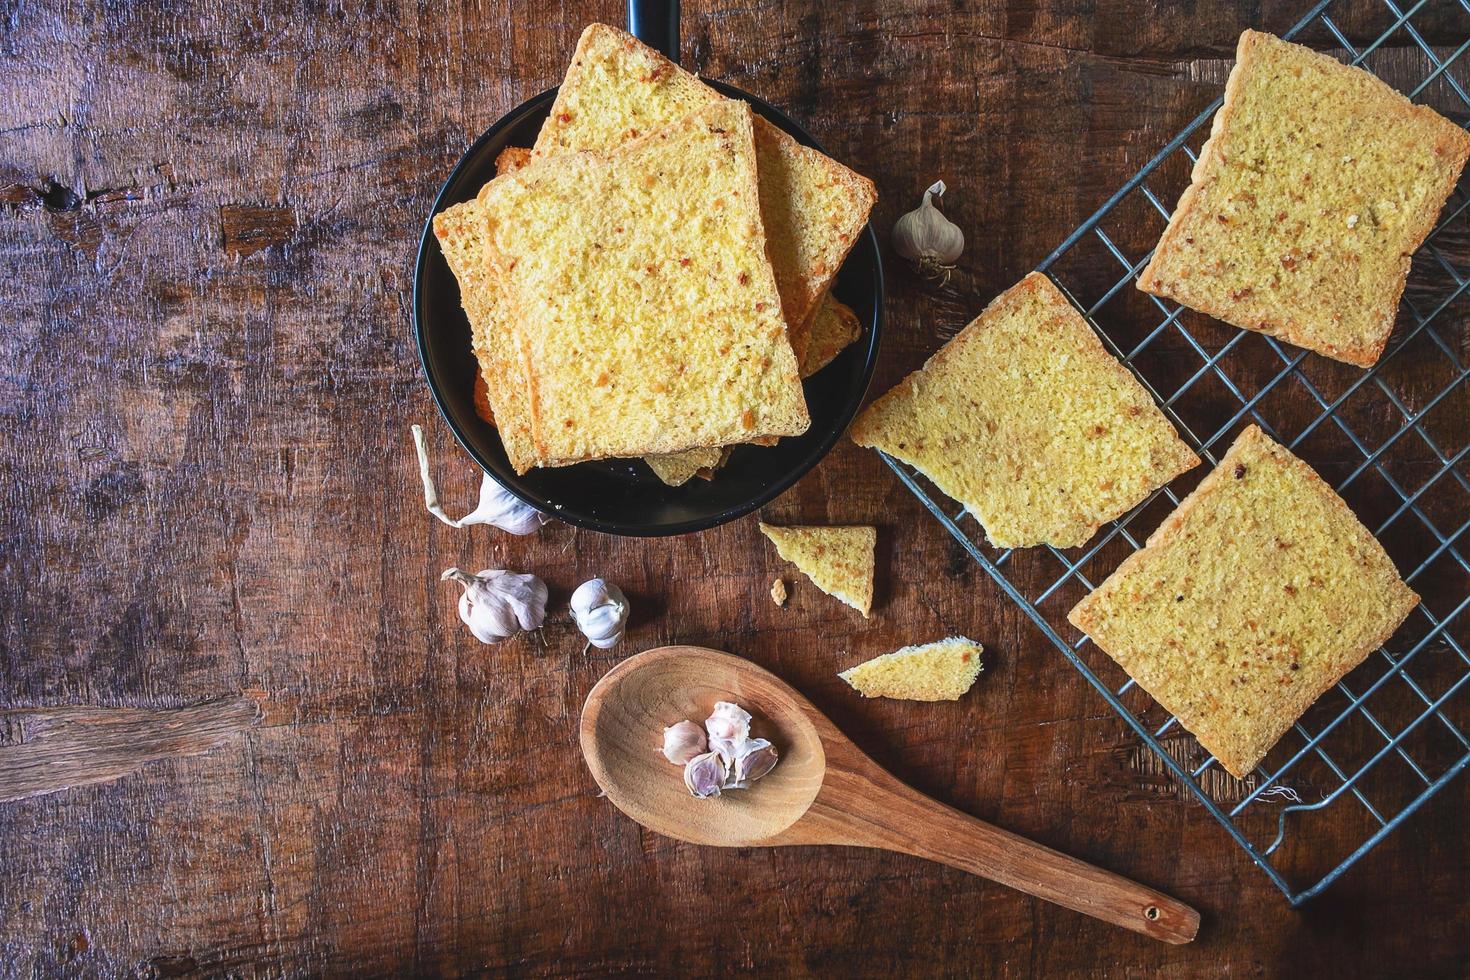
[533,23,876,364]
[839,637,984,701]
[1069,425,1419,778]
[758,522,875,617]
[474,99,809,471]
[801,294,863,377]
[1139,30,1470,367]
[644,446,726,487]
[851,272,1199,549]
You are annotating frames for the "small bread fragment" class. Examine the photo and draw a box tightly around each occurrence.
[494,145,532,175]
[645,446,725,487]
[1069,425,1419,778]
[474,99,809,471]
[851,273,1199,549]
[758,522,875,617]
[1139,30,1470,367]
[534,23,876,363]
[839,637,984,701]
[801,294,863,377]
[770,578,788,607]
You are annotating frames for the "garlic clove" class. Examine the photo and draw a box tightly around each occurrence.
[683,751,727,798]
[442,567,548,643]
[660,720,707,765]
[570,578,629,650]
[892,180,965,283]
[412,425,549,534]
[732,737,779,783]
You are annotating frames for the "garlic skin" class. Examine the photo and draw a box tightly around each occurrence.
[892,180,964,283]
[412,424,548,534]
[661,720,707,765]
[705,701,752,765]
[570,579,629,650]
[732,738,779,784]
[683,751,728,798]
[441,567,547,643]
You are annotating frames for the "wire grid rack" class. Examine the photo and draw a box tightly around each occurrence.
[882,0,1470,904]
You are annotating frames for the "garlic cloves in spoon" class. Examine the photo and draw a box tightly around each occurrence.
[441,567,547,643]
[892,180,964,284]
[412,424,548,534]
[570,579,629,650]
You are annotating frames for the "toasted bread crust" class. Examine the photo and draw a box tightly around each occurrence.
[1139,30,1470,368]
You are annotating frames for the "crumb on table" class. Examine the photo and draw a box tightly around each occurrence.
[770,578,787,607]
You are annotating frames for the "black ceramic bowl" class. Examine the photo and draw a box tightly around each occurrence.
[413,83,883,536]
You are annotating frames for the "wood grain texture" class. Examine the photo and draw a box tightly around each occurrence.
[1,0,1467,976]
[0,697,260,801]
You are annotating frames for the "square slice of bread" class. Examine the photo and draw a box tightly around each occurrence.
[475,99,808,470]
[1068,425,1419,778]
[759,522,875,617]
[839,637,984,701]
[801,294,862,377]
[1139,30,1470,367]
[533,23,876,363]
[851,273,1200,549]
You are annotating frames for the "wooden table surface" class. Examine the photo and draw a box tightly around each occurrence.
[2,0,1467,976]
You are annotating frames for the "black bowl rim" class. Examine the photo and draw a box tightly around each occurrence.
[412,83,884,537]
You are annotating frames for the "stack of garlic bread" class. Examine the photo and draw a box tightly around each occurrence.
[437,24,876,478]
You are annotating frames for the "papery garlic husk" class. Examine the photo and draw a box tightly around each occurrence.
[705,701,752,764]
[441,567,547,643]
[732,737,779,784]
[892,180,964,283]
[661,720,707,765]
[570,578,629,650]
[683,750,727,798]
[412,424,549,534]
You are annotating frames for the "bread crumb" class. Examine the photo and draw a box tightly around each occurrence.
[770,578,787,607]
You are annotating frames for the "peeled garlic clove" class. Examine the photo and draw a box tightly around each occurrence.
[570,578,629,650]
[683,751,727,798]
[412,425,549,534]
[441,567,548,643]
[732,738,779,783]
[660,720,706,765]
[892,180,964,282]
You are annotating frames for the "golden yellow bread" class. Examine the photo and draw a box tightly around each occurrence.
[1069,425,1419,778]
[644,296,861,486]
[1139,30,1470,367]
[495,145,532,174]
[533,23,876,364]
[432,199,539,466]
[801,294,862,377]
[839,637,984,701]
[644,446,725,487]
[758,522,875,617]
[851,273,1200,549]
[473,100,809,471]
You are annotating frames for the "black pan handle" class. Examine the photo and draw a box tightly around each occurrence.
[627,0,680,63]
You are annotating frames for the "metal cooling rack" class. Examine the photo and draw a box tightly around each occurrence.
[882,0,1470,904]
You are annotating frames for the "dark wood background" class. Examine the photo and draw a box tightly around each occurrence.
[2,0,1467,976]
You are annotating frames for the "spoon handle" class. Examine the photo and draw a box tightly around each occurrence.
[807,763,1199,944]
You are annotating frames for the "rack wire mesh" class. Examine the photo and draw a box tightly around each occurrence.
[881,0,1470,904]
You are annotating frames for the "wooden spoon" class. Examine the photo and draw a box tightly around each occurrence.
[580,645,1199,944]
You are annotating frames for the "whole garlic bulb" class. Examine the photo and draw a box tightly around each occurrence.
[569,578,629,650]
[441,567,547,643]
[892,180,964,283]
[661,720,707,765]
[412,424,548,534]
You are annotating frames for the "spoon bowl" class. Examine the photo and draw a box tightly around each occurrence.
[582,646,1200,944]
